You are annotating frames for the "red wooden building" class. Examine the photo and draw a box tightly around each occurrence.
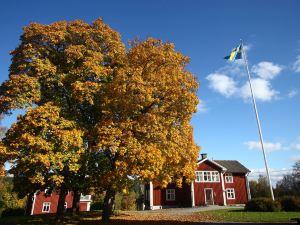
[144,154,251,209]
[25,190,92,215]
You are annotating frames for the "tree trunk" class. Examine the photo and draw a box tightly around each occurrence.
[56,188,68,220]
[102,189,116,223]
[72,189,81,215]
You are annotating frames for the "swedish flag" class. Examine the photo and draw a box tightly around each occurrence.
[224,44,242,61]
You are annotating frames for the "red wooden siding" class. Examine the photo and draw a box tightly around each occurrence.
[32,191,73,215]
[196,160,220,171]
[29,191,91,215]
[194,182,224,206]
[224,173,248,204]
[79,202,88,211]
[153,183,162,205]
[152,182,192,207]
[194,160,224,206]
[145,159,250,208]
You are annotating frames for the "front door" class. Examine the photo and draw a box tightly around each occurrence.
[204,188,214,205]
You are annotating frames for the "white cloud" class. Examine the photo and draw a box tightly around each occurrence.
[293,56,300,72]
[289,136,300,150]
[288,89,298,98]
[196,101,208,113]
[291,155,300,162]
[295,144,300,150]
[206,73,237,97]
[239,78,278,101]
[245,135,300,152]
[245,141,282,153]
[252,61,283,80]
[248,168,293,184]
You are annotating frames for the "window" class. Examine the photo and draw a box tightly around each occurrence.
[195,171,220,182]
[166,189,175,201]
[225,173,233,183]
[211,171,220,182]
[226,188,235,199]
[196,171,204,182]
[64,202,67,209]
[42,202,51,213]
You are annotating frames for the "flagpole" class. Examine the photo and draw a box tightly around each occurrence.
[240,39,275,201]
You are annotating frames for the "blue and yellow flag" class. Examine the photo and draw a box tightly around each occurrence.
[224,44,242,61]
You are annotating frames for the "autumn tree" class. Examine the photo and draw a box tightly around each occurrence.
[0,115,7,176]
[0,19,199,222]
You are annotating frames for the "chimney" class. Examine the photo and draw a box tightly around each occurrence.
[201,153,207,160]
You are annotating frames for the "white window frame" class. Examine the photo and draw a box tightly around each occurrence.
[226,188,235,199]
[166,189,175,201]
[225,173,233,183]
[42,202,51,213]
[195,171,220,183]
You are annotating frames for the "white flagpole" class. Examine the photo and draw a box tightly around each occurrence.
[240,39,275,200]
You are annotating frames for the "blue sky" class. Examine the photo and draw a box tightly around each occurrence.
[0,0,299,183]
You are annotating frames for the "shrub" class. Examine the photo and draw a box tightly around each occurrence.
[1,208,25,217]
[121,192,137,210]
[278,196,300,211]
[245,198,281,212]
[91,201,103,210]
[114,192,137,211]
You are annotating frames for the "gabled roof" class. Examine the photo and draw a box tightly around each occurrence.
[214,160,250,173]
[197,158,227,171]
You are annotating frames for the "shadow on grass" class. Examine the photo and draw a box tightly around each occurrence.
[226,209,245,212]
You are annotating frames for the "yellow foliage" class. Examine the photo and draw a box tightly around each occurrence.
[0,19,199,195]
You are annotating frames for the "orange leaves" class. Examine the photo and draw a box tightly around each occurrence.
[3,103,85,188]
[1,18,200,196]
[71,81,101,105]
[0,74,40,113]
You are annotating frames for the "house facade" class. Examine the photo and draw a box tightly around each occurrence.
[25,190,92,215]
[144,154,251,209]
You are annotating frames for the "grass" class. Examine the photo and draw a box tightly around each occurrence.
[197,208,300,222]
[1,209,300,224]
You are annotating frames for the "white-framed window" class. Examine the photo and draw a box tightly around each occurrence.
[226,188,235,199]
[225,173,233,183]
[166,189,175,201]
[42,202,51,213]
[64,202,67,209]
[195,171,220,182]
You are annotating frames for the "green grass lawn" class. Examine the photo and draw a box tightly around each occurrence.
[197,208,300,222]
[1,209,300,224]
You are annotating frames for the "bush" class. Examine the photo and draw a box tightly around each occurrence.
[114,192,137,211]
[121,192,137,210]
[278,196,300,211]
[1,208,25,217]
[91,201,103,210]
[245,198,281,212]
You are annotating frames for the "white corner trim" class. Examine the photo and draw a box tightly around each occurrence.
[191,181,195,207]
[149,182,153,209]
[31,192,37,215]
[221,172,227,206]
[245,172,251,200]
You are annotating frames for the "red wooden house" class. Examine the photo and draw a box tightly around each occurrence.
[144,153,251,209]
[25,190,92,215]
